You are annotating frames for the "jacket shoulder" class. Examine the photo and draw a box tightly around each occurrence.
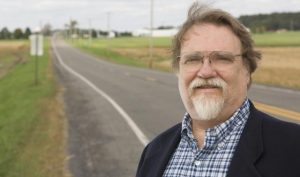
[250,108,300,176]
[136,124,181,177]
[147,123,181,148]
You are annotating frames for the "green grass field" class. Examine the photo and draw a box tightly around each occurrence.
[0,39,68,177]
[70,30,300,67]
[253,31,300,47]
[73,31,300,48]
[82,36,172,48]
[70,30,300,89]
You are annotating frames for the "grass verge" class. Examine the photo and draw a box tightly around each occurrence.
[70,39,173,72]
[0,39,70,177]
[76,43,148,68]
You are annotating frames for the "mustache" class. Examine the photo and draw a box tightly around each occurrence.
[188,78,227,95]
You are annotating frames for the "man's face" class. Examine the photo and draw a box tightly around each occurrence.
[177,23,250,122]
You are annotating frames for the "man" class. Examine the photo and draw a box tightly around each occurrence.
[136,2,300,177]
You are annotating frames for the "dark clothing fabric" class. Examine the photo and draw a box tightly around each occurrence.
[136,102,300,177]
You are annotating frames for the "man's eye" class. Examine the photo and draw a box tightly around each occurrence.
[214,54,234,62]
[184,55,201,64]
[184,57,200,64]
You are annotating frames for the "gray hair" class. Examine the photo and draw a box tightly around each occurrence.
[172,2,261,74]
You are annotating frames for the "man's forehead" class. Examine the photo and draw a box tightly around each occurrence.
[183,23,234,39]
[181,23,242,52]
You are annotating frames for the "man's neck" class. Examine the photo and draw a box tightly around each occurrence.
[190,98,247,147]
[191,118,225,148]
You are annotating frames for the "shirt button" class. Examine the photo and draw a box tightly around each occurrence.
[194,160,201,166]
[218,142,225,150]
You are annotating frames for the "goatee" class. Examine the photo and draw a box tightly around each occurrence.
[188,78,227,121]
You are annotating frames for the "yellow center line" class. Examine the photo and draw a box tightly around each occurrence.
[145,77,157,82]
[253,101,300,122]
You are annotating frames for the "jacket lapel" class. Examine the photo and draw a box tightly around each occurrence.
[227,104,264,177]
[142,124,181,177]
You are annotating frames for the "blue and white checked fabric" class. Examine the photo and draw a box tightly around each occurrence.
[163,99,250,177]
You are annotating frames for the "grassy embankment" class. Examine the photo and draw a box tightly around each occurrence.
[0,40,69,177]
[70,31,300,90]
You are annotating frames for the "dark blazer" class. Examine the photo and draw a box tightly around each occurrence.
[136,103,300,177]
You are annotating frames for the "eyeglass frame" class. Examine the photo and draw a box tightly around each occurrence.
[177,51,243,72]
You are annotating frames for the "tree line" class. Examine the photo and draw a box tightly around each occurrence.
[0,24,52,40]
[2,11,299,40]
[239,11,300,33]
[0,27,32,40]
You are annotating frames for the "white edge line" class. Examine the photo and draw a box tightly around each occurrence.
[51,36,149,147]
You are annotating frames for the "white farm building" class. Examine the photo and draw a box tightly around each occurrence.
[132,28,178,37]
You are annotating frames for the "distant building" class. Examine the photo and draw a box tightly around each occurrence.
[132,28,178,37]
[108,31,116,38]
[132,29,150,37]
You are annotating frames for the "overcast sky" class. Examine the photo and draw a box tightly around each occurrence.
[1,0,300,32]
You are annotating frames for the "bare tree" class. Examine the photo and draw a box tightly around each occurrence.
[42,23,52,36]
[66,19,78,38]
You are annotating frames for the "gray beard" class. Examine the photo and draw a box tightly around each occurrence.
[192,94,224,121]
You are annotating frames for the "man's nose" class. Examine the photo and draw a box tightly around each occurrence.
[196,59,217,79]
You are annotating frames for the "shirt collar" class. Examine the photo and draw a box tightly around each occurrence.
[181,99,250,144]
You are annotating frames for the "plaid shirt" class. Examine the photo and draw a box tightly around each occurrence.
[163,99,250,177]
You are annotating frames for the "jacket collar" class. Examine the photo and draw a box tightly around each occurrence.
[227,102,264,177]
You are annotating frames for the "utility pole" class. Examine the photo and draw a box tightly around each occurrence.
[107,12,111,53]
[107,12,111,37]
[89,18,92,45]
[290,20,294,31]
[148,0,154,68]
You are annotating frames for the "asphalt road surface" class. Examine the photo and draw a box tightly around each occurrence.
[51,36,300,177]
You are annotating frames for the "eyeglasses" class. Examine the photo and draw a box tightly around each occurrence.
[178,51,242,72]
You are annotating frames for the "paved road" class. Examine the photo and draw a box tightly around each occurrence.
[51,36,300,177]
